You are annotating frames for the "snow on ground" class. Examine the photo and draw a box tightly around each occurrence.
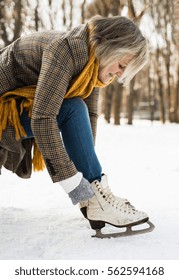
[0,118,179,260]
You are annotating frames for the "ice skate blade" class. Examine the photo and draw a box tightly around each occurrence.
[91,221,155,239]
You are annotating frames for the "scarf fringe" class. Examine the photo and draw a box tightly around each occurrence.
[0,86,45,172]
[32,141,45,171]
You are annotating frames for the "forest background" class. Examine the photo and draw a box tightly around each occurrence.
[0,0,179,125]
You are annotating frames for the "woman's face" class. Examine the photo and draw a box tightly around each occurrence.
[98,54,133,84]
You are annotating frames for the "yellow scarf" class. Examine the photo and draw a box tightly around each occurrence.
[0,47,114,171]
[65,47,113,99]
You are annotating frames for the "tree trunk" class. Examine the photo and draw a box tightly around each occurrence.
[127,79,135,125]
[112,82,123,125]
[0,0,23,46]
[175,65,179,123]
[103,85,113,123]
[35,1,40,31]
[62,0,66,27]
[148,67,155,122]
[81,0,87,23]
[69,0,73,30]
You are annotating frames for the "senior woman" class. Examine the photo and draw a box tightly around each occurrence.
[0,15,152,235]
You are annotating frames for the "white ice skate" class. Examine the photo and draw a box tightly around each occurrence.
[80,175,155,238]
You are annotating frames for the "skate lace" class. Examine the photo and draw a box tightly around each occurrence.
[94,181,135,211]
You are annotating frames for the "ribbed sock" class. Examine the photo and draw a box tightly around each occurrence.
[68,177,94,205]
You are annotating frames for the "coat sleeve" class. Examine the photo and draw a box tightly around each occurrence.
[31,46,78,183]
[84,87,100,144]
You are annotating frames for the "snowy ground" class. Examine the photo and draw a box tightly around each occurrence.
[0,118,179,260]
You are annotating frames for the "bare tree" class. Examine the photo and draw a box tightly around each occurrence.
[81,0,87,23]
[145,0,179,123]
[69,0,73,30]
[126,0,146,125]
[0,0,23,47]
[34,0,40,31]
[112,82,123,125]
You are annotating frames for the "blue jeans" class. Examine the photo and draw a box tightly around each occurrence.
[20,98,102,182]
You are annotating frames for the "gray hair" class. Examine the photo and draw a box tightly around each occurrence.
[88,15,149,86]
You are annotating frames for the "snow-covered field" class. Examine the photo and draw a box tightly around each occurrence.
[0,119,179,260]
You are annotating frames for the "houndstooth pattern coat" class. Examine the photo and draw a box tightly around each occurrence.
[0,24,99,182]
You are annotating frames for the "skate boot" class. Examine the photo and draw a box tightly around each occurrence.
[80,175,154,238]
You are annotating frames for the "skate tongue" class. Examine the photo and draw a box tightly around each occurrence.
[100,175,132,207]
[103,186,132,208]
[100,175,108,190]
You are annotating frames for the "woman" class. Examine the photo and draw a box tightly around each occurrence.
[0,15,150,233]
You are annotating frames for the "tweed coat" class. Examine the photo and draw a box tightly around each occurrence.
[0,24,100,182]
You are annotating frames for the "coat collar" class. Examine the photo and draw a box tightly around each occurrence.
[66,24,89,74]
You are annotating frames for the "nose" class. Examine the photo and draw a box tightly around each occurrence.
[116,69,124,78]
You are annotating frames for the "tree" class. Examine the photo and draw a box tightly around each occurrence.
[0,0,23,47]
[144,0,179,123]
[126,0,146,124]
